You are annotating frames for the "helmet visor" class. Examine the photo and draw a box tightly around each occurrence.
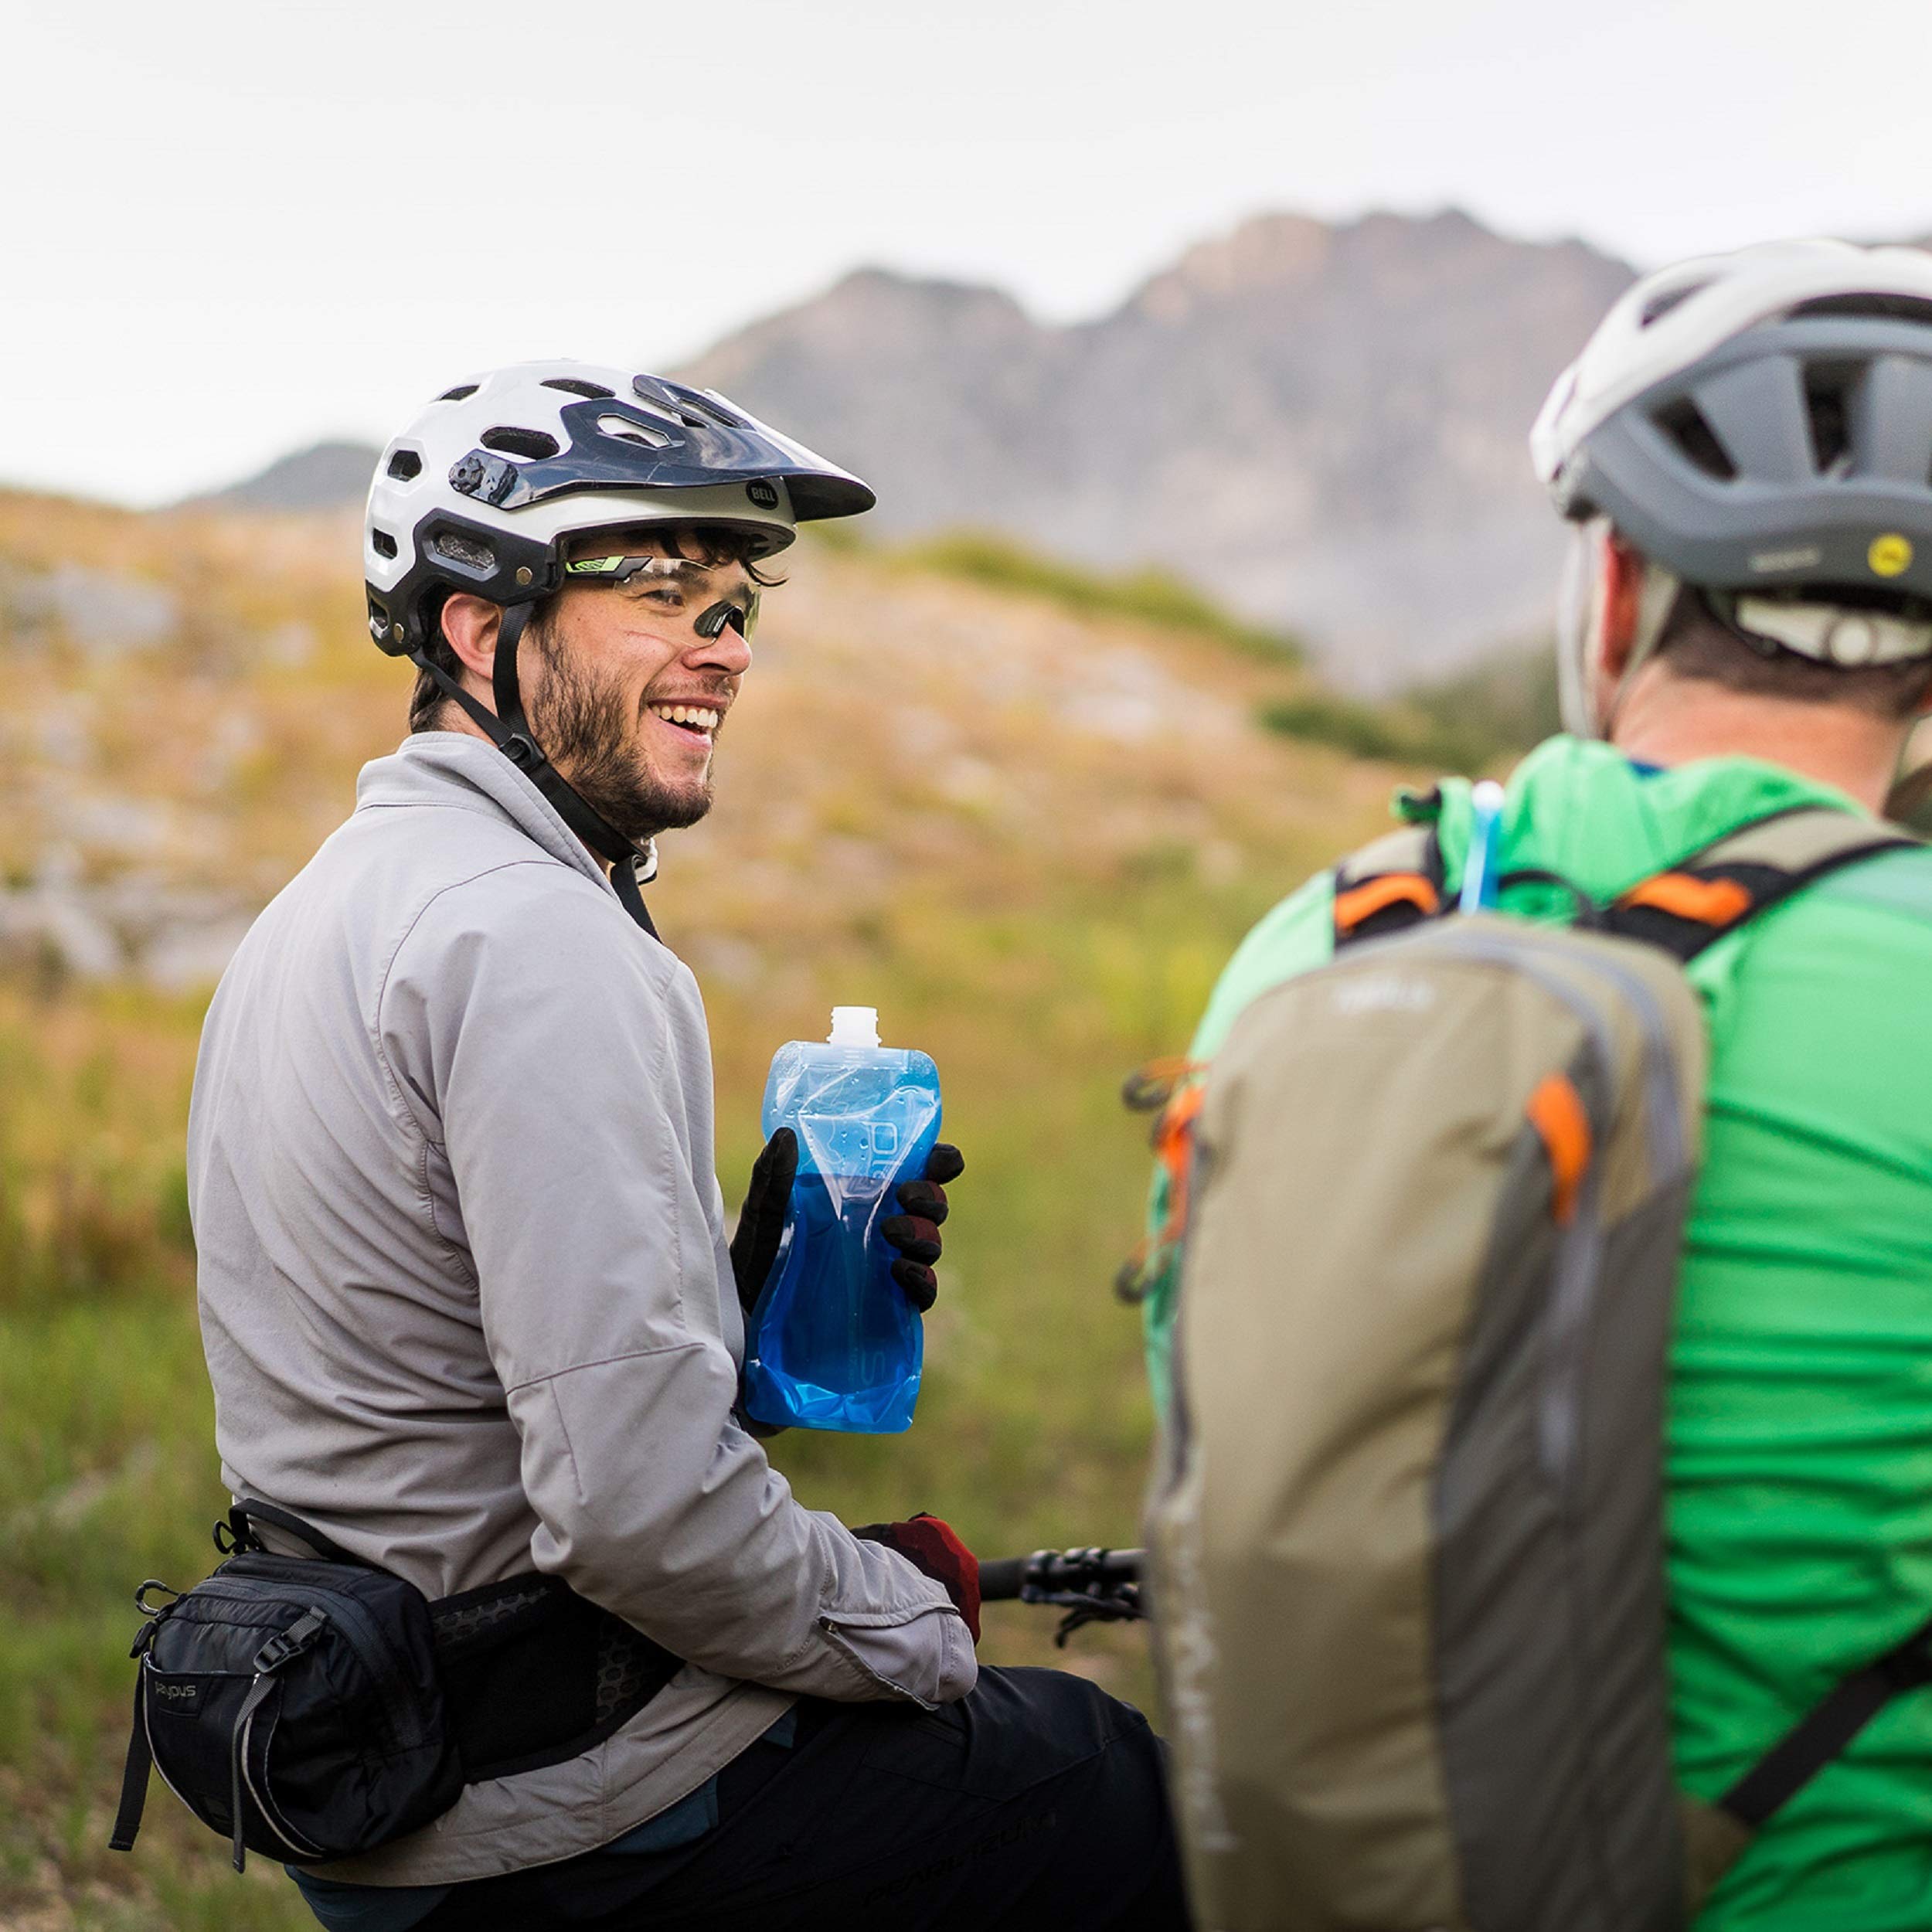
[563,553,760,641]
[447,386,874,522]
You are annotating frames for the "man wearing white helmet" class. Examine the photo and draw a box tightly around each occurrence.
[182,366,1185,1930]
[1139,243,1932,1928]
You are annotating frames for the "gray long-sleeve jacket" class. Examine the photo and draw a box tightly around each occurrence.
[187,732,975,1886]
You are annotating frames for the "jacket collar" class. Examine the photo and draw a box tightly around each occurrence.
[353,732,617,900]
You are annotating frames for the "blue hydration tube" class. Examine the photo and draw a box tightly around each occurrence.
[1459,780,1507,914]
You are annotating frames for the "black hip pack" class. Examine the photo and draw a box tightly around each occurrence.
[109,1501,682,1872]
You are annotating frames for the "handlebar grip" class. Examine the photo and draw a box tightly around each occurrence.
[978,1557,1028,1601]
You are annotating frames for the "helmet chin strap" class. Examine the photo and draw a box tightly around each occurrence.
[1600,561,1685,741]
[409,604,659,937]
[1554,524,1600,739]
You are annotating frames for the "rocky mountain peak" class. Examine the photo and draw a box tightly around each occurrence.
[696,266,1045,389]
[677,206,1638,684]
[1134,212,1335,319]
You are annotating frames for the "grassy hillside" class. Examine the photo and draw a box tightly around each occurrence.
[0,490,1500,1927]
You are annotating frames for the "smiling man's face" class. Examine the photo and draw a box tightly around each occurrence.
[520,526,765,844]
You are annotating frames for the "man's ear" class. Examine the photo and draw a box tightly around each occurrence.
[438,594,502,684]
[1597,530,1648,682]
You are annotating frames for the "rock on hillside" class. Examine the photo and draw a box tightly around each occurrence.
[680,209,1636,687]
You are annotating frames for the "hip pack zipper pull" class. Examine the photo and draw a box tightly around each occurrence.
[230,1607,330,1872]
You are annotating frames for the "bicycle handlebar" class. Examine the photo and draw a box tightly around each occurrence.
[979,1546,1144,1602]
[978,1546,1145,1643]
[978,1556,1030,1600]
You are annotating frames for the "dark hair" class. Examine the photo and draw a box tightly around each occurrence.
[1654,587,1932,722]
[408,524,782,733]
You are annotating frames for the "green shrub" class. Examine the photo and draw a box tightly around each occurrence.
[1259,642,1560,774]
[1257,693,1426,764]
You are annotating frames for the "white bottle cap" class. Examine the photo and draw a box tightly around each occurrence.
[828,1005,881,1048]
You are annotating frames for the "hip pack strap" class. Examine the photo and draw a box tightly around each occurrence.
[430,1572,683,1782]
[227,1498,357,1563]
[107,1672,154,1854]
[229,1501,683,1784]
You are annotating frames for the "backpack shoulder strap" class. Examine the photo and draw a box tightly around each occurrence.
[1332,824,1447,947]
[1603,807,1922,964]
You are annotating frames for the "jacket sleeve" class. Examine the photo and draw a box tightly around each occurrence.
[379,866,975,1706]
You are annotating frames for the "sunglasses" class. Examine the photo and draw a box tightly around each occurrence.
[563,553,760,641]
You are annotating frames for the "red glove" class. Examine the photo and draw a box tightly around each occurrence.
[851,1513,981,1642]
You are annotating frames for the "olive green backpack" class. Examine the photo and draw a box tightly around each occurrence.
[1146,807,1931,1932]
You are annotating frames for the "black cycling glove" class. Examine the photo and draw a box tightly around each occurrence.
[730,1131,964,1317]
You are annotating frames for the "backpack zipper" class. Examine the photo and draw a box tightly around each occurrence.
[1425,927,1685,1492]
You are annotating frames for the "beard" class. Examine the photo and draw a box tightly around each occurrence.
[529,639,717,846]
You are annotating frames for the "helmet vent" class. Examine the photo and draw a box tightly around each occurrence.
[597,413,671,450]
[1791,293,1932,325]
[437,383,480,402]
[370,528,398,560]
[1641,281,1707,328]
[1802,362,1862,476]
[668,391,746,430]
[481,426,561,461]
[1654,399,1737,481]
[633,374,742,431]
[386,449,423,481]
[543,377,616,400]
[432,531,496,572]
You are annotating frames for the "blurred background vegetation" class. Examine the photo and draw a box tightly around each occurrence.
[0,488,1552,1927]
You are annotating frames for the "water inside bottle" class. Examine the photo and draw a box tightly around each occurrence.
[742,1015,941,1434]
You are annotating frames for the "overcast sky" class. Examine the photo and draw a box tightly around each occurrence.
[9,0,1932,506]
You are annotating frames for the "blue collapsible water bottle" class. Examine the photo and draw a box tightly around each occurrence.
[741,1007,942,1434]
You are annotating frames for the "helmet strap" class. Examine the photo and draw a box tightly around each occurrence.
[407,604,659,937]
[1554,523,1602,738]
[1556,520,1682,740]
[1604,560,1686,736]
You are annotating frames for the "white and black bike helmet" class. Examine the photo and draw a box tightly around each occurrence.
[363,362,873,929]
[1532,240,1932,733]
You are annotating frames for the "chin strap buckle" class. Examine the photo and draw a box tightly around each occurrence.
[501,733,546,774]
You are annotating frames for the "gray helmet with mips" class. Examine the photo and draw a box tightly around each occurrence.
[1532,240,1932,737]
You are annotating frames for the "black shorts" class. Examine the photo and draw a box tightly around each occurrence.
[400,1665,1189,1932]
